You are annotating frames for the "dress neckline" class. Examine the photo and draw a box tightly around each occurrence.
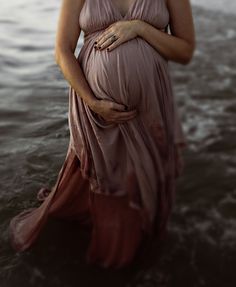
[108,0,138,19]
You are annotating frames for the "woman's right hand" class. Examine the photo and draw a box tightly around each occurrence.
[89,99,138,124]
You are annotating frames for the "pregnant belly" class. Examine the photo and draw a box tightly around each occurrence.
[81,37,167,110]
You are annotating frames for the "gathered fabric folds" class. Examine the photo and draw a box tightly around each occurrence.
[8,0,187,268]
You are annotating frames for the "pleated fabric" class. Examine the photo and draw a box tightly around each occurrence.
[9,0,187,268]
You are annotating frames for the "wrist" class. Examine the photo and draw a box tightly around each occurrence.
[131,19,145,37]
[86,97,99,111]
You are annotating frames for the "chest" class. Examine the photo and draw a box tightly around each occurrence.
[111,0,135,17]
[79,0,170,34]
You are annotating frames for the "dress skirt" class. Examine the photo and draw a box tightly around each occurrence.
[9,142,160,269]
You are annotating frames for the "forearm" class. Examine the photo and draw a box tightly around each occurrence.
[134,19,194,64]
[55,48,97,107]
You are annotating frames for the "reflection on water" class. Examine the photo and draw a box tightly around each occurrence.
[0,1,236,287]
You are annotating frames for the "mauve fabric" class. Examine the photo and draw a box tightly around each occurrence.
[9,0,187,268]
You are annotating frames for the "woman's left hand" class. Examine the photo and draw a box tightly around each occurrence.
[94,20,140,52]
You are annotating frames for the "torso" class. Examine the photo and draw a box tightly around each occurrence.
[78,0,170,112]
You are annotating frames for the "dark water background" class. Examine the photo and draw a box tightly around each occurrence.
[0,0,236,286]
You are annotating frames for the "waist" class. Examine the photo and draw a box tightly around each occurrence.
[83,28,106,44]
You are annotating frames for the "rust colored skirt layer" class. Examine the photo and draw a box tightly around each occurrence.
[8,145,161,269]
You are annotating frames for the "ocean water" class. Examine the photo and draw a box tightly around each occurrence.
[192,0,236,13]
[0,1,236,287]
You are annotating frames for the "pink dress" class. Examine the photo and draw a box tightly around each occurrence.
[9,0,186,269]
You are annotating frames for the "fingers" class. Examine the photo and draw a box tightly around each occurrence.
[94,23,122,50]
[94,26,114,48]
[101,100,138,123]
[107,110,138,123]
[95,32,115,50]
[106,37,123,52]
[111,102,128,111]
[95,26,112,43]
[97,35,118,50]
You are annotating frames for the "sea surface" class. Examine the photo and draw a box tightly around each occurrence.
[0,1,236,286]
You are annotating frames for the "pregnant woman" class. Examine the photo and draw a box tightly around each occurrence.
[9,0,195,269]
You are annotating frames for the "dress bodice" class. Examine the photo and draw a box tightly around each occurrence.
[79,0,169,37]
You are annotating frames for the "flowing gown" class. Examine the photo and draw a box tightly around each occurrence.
[9,0,187,269]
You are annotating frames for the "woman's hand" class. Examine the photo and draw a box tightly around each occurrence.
[89,99,138,124]
[94,20,139,52]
